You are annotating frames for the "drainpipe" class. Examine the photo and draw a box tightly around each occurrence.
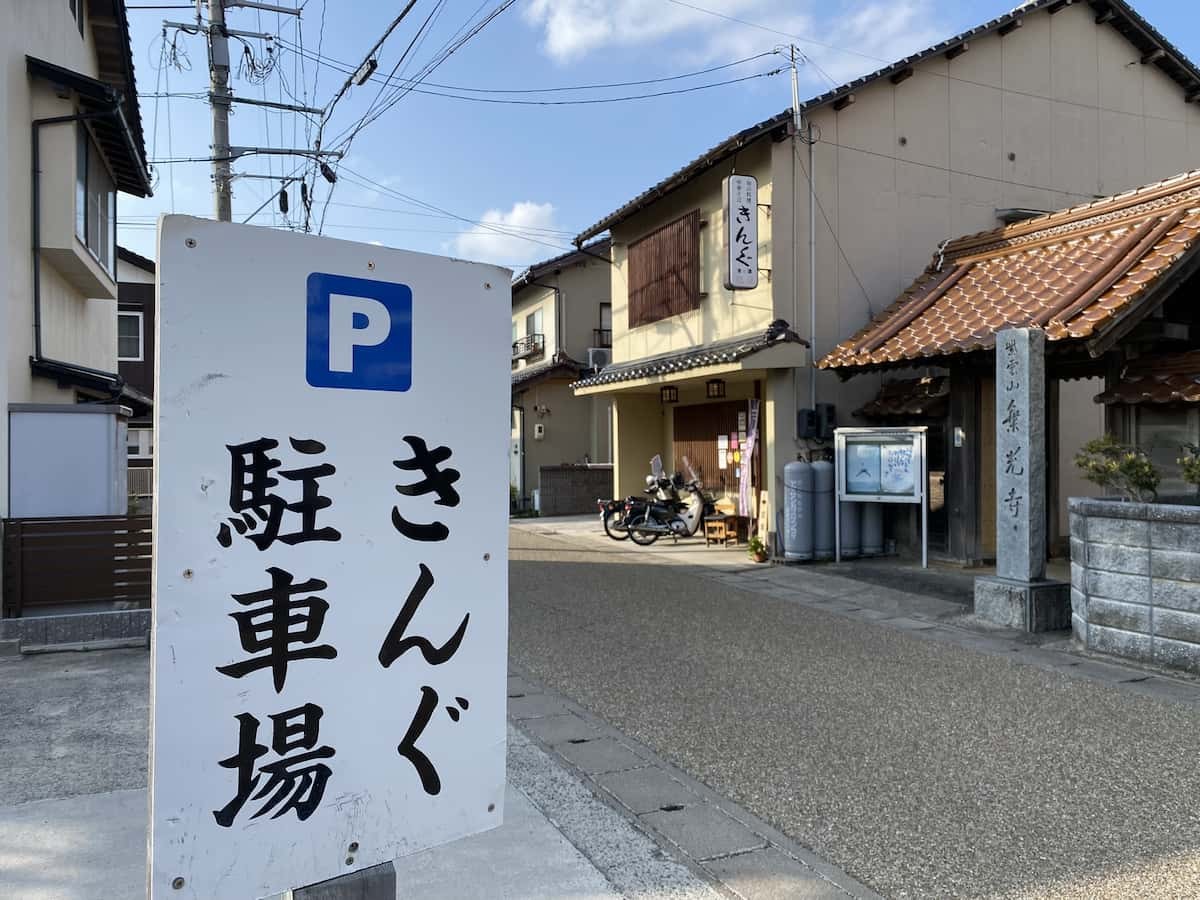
[31,108,129,399]
[512,402,527,507]
[529,281,562,358]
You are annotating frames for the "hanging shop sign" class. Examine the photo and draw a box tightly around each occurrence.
[722,174,758,290]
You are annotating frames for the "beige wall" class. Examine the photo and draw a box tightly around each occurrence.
[512,251,611,369]
[775,2,1200,437]
[117,256,155,285]
[4,3,123,412]
[518,378,600,475]
[1058,376,1107,524]
[768,2,1199,546]
[512,288,556,368]
[590,2,1200,546]
[612,393,668,498]
[3,1,121,519]
[512,251,614,488]
[609,138,776,365]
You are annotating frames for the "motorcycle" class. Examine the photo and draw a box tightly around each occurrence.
[597,497,631,540]
[625,457,715,546]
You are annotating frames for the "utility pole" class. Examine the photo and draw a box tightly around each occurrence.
[788,45,818,409]
[208,0,233,221]
[168,2,323,222]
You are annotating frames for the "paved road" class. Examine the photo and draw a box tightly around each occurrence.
[509,528,1200,900]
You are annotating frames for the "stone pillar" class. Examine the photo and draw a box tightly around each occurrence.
[995,328,1046,582]
[974,328,1069,631]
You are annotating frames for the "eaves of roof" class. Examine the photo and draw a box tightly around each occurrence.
[27,55,151,197]
[512,357,586,392]
[571,321,807,390]
[88,0,148,189]
[574,0,1200,245]
[512,238,611,293]
[118,245,155,273]
[1095,350,1200,405]
[818,168,1200,373]
[29,356,152,416]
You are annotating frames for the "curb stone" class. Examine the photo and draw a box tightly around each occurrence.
[508,664,885,900]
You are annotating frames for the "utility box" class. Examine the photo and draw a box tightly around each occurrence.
[8,403,130,517]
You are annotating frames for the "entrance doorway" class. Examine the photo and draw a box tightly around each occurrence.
[671,398,761,499]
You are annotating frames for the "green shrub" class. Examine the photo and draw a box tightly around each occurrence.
[1178,443,1200,492]
[1074,434,1159,502]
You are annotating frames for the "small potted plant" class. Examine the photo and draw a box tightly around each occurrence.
[747,534,768,563]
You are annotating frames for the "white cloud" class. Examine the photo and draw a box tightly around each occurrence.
[523,0,945,92]
[452,201,563,268]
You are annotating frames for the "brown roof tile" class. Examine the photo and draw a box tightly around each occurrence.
[820,170,1200,371]
[855,376,950,419]
[1096,351,1200,405]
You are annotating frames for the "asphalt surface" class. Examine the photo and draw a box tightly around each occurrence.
[0,648,148,805]
[510,528,1200,900]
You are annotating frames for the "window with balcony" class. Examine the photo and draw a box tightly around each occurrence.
[627,210,700,328]
[512,307,545,361]
[118,311,143,361]
[76,125,116,276]
[594,303,612,347]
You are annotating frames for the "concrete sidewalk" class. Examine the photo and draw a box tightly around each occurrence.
[0,727,708,900]
[1,647,867,899]
[0,649,718,900]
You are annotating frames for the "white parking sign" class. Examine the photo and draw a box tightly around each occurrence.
[149,216,510,899]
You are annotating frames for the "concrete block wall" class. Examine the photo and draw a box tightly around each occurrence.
[537,465,614,517]
[1070,497,1200,674]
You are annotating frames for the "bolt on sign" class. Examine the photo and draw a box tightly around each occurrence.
[722,174,758,291]
[149,217,510,899]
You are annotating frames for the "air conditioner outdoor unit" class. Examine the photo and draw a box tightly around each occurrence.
[587,347,611,369]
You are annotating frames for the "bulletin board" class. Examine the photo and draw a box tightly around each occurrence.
[834,427,928,567]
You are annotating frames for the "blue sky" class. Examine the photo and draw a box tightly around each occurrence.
[119,0,1200,272]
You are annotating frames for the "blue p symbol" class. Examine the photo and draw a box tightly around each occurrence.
[306,272,412,392]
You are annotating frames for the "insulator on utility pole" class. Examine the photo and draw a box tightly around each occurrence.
[278,185,289,215]
[208,0,233,222]
[319,162,337,184]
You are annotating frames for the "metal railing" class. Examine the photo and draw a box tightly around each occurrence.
[128,467,153,497]
[592,328,612,348]
[512,333,545,360]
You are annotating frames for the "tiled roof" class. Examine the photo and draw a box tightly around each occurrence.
[1096,351,1200,405]
[575,0,1200,244]
[819,169,1200,371]
[855,376,950,419]
[512,356,585,392]
[512,238,610,292]
[571,321,806,389]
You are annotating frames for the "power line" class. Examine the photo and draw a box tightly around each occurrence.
[121,201,578,238]
[336,166,572,253]
[303,0,423,231]
[325,0,520,151]
[313,0,521,234]
[662,0,890,69]
[792,139,876,318]
[374,68,785,106]
[275,39,780,95]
